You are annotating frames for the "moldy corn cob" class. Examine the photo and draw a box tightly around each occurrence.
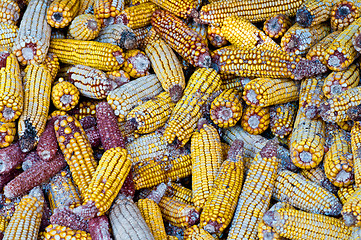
[122,49,150,78]
[95,23,137,50]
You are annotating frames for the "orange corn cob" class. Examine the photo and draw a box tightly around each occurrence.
[207,25,228,48]
[118,2,158,29]
[0,0,20,25]
[331,0,361,31]
[0,121,16,148]
[263,14,292,39]
[51,79,80,111]
[241,106,270,135]
[68,14,101,41]
[47,0,80,28]
[188,21,208,47]
[0,23,18,48]
[220,77,252,91]
[122,49,150,78]
[351,121,361,188]
[338,185,356,204]
[270,102,297,139]
[296,0,336,27]
[44,53,60,81]
[306,31,341,64]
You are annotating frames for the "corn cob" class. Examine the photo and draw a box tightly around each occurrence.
[68,99,99,120]
[306,31,341,64]
[241,106,270,135]
[150,0,197,19]
[49,39,125,72]
[263,14,292,39]
[134,26,153,50]
[18,64,51,152]
[352,227,361,239]
[207,25,228,48]
[88,215,113,240]
[0,0,20,25]
[220,77,252,91]
[0,23,18,48]
[43,224,91,240]
[270,102,297,139]
[0,121,15,148]
[96,23,136,50]
[0,142,27,176]
[351,121,361,188]
[44,53,60,81]
[145,39,185,102]
[188,21,208,47]
[184,225,215,240]
[47,0,79,28]
[49,206,88,233]
[152,10,211,68]
[331,0,361,31]
[290,109,326,169]
[51,80,79,111]
[299,75,325,119]
[264,207,352,239]
[54,115,98,199]
[0,49,23,123]
[166,183,192,205]
[107,70,130,88]
[0,215,8,238]
[163,68,220,146]
[325,18,361,71]
[36,117,58,162]
[221,15,281,51]
[122,49,150,78]
[281,23,330,55]
[211,46,327,81]
[131,0,150,5]
[227,140,279,239]
[107,74,163,122]
[300,165,338,194]
[338,184,356,204]
[296,0,335,27]
[94,0,125,19]
[78,0,94,14]
[68,14,101,41]
[348,104,361,121]
[3,187,44,240]
[13,0,51,65]
[117,2,158,29]
[198,0,304,27]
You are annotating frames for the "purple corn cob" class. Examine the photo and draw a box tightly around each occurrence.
[89,215,112,240]
[119,171,135,199]
[50,206,89,232]
[36,117,59,162]
[0,169,21,190]
[79,115,97,130]
[85,126,101,148]
[40,199,52,231]
[22,151,42,171]
[0,142,26,175]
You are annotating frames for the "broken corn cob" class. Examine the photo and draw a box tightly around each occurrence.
[207,25,228,48]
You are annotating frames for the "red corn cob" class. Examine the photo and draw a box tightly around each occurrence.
[0,142,26,175]
[49,206,89,232]
[78,116,97,130]
[36,117,59,162]
[22,151,42,170]
[84,126,101,148]
[89,215,112,240]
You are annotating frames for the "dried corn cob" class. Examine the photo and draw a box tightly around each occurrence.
[299,75,325,119]
[13,0,51,65]
[0,121,16,148]
[94,0,125,19]
[343,188,361,226]
[68,99,99,120]
[263,14,292,39]
[96,23,136,50]
[47,0,80,28]
[281,23,330,55]
[49,39,124,72]
[68,14,101,40]
[78,0,94,14]
[198,0,304,27]
[338,120,354,131]
[296,0,335,27]
[133,26,152,48]
[306,31,341,64]
[207,25,228,48]
[107,70,130,88]
[300,165,338,194]
[221,15,281,51]
[43,224,91,240]
[270,102,297,139]
[107,74,163,122]
[44,53,60,81]
[212,46,327,81]
[140,27,160,50]
[152,9,211,68]
[241,106,270,135]
[163,68,220,146]
[188,21,208,47]
[54,115,98,199]
[145,39,185,102]
[227,140,279,239]
[36,117,58,162]
[184,225,214,240]
[338,184,356,204]
[51,80,80,111]
[290,109,326,169]
[89,215,112,240]
[351,121,361,187]
[0,0,20,25]
[166,183,192,205]
[331,0,361,31]
[0,23,18,48]
[150,0,197,19]
[122,49,150,78]
[0,142,27,175]
[117,2,158,29]
[18,64,51,152]
[220,77,252,91]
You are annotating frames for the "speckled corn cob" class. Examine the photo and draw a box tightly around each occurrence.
[107,74,163,122]
[47,0,79,28]
[78,0,94,14]
[331,0,361,31]
[0,142,27,175]
[227,140,279,239]
[263,14,292,39]
[338,184,356,204]
[241,106,270,135]
[94,0,125,19]
[51,80,79,111]
[36,117,58,161]
[351,121,361,187]
[188,21,208,47]
[166,183,192,205]
[88,215,113,240]
[198,0,304,27]
[44,53,60,81]
[270,102,297,139]
[150,0,196,19]
[212,46,327,81]
[3,187,44,240]
[122,49,150,78]
[0,0,20,25]
[296,0,335,27]
[163,68,220,146]
[152,9,211,68]
[49,39,124,71]
[0,23,18,48]
[54,115,97,199]
[300,165,338,194]
[68,14,101,40]
[0,121,16,148]
[290,109,325,169]
[117,2,158,29]
[18,64,51,152]
[221,15,281,51]
[13,0,51,65]
[43,224,91,240]
[184,225,215,240]
[145,39,185,102]
[96,23,136,50]
[68,99,99,120]
[281,23,330,55]
[306,31,340,64]
[343,188,361,227]
[299,75,325,119]
[207,25,228,48]
[0,49,23,123]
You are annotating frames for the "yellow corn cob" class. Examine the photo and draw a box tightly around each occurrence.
[221,15,281,51]
[325,17,361,71]
[54,115,98,200]
[299,75,326,119]
[220,77,252,91]
[68,99,99,120]
[126,92,175,134]
[351,121,361,188]
[198,0,304,27]
[167,236,178,240]
[270,102,297,139]
[107,74,163,122]
[338,120,354,131]
[13,0,51,65]
[48,39,124,72]
[0,0,20,25]
[51,80,80,111]
[188,21,208,47]
[207,25,228,48]
[281,23,330,55]
[296,0,336,27]
[290,109,325,169]
[44,53,60,81]
[43,224,91,240]
[0,216,8,237]
[306,31,341,64]
[78,0,94,15]
[131,0,150,5]
[140,27,160,50]
[300,165,338,194]
[184,225,215,240]
[118,2,158,29]
[241,106,270,135]
[18,64,51,152]
[94,0,125,19]
[264,207,352,239]
[331,0,361,31]
[163,68,220,146]
[166,183,192,205]
[352,226,361,239]
[68,14,101,40]
[107,70,130,86]
[145,39,185,102]
[3,187,44,240]
[47,0,80,28]
[227,140,279,239]
[150,0,196,19]
[263,14,292,39]
[0,121,16,148]
[338,184,356,204]
[243,78,299,107]
[0,48,23,123]
[323,64,360,98]
[0,23,18,48]
[122,49,150,78]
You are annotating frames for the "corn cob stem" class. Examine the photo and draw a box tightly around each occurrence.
[47,0,80,28]
[296,0,336,27]
[241,106,270,135]
[263,14,292,39]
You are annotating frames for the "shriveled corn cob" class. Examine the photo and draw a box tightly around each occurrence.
[49,39,124,72]
[163,68,220,146]
[47,0,80,28]
[207,25,228,48]
[184,225,215,240]
[68,14,101,40]
[0,0,20,25]
[0,121,16,148]
[306,31,341,64]
[78,0,94,15]
[18,64,51,152]
[198,0,304,27]
[0,23,18,48]
[243,78,299,107]
[145,39,185,102]
[351,121,361,187]
[296,0,335,27]
[281,23,330,55]
[152,9,211,68]
[300,165,338,194]
[270,102,297,139]
[68,99,99,120]
[166,183,192,205]
[13,0,51,65]
[44,53,60,81]
[338,184,356,204]
[122,49,150,78]
[299,75,326,119]
[96,23,137,50]
[107,74,163,122]
[343,187,361,227]
[51,80,80,111]
[150,0,197,19]
[241,106,270,135]
[43,224,91,240]
[331,0,361,31]
[264,207,352,239]
[263,14,292,39]
[94,0,125,19]
[227,140,279,239]
[118,2,158,29]
[221,15,281,51]
[212,46,327,81]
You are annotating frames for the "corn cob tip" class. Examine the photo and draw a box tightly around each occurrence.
[347,106,361,121]
[262,209,279,228]
[169,84,183,103]
[72,201,98,220]
[124,118,138,133]
[343,212,357,226]
[197,52,211,68]
[189,9,199,19]
[260,140,278,159]
[296,6,313,27]
[210,52,221,73]
[227,139,244,161]
[147,182,168,204]
[291,59,327,80]
[19,119,38,153]
[197,118,210,131]
[319,102,331,122]
[0,51,10,68]
[304,105,319,119]
[204,221,223,235]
